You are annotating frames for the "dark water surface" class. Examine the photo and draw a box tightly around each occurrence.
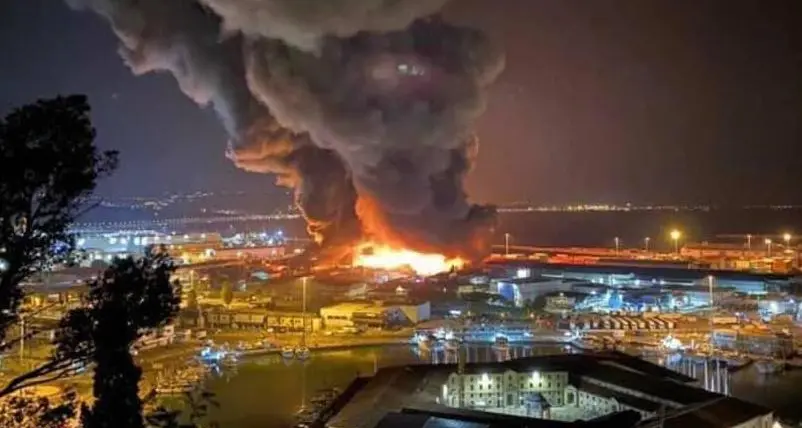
[496,209,802,249]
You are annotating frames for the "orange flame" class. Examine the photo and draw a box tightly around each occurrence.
[353,242,464,276]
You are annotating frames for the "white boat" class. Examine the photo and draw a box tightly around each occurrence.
[755,359,784,374]
[445,338,460,352]
[281,346,296,359]
[416,335,434,351]
[295,346,311,360]
[571,337,601,351]
[493,336,510,351]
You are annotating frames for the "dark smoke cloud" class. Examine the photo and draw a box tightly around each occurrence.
[67,0,359,245]
[198,0,450,52]
[68,0,504,258]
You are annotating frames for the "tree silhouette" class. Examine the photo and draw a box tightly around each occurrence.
[0,95,117,344]
[0,390,78,428]
[55,249,180,428]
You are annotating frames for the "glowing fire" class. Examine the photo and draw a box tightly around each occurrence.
[352,242,465,276]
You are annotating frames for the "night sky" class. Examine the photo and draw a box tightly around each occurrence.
[1,0,801,205]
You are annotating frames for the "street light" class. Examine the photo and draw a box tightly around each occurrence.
[644,237,650,252]
[765,238,773,257]
[670,230,681,254]
[504,233,511,256]
[783,233,792,248]
[614,237,620,255]
[746,234,752,251]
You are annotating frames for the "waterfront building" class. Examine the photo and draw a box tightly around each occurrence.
[195,308,322,332]
[212,245,286,260]
[487,259,798,296]
[319,301,431,329]
[326,352,773,428]
[492,277,590,307]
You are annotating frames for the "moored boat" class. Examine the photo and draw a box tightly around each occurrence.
[445,338,460,352]
[755,359,784,375]
[416,334,434,351]
[281,346,296,359]
[493,335,510,351]
[295,346,311,360]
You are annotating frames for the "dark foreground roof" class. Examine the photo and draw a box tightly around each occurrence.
[375,408,642,428]
[637,397,772,428]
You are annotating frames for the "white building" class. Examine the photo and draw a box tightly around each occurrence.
[319,301,431,329]
[436,355,772,427]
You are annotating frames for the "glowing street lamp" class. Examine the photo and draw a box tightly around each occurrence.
[783,233,792,247]
[504,233,511,256]
[644,237,650,252]
[765,238,773,257]
[670,230,682,254]
[614,237,620,255]
[746,234,752,250]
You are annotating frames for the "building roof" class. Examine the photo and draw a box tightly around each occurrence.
[576,363,713,406]
[326,365,452,428]
[572,381,662,413]
[448,352,693,385]
[638,397,771,428]
[321,302,387,315]
[398,408,573,428]
[487,260,794,283]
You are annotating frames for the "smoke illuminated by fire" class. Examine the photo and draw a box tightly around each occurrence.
[353,242,465,276]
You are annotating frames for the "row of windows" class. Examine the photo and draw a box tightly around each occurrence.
[467,381,563,391]
[451,372,568,384]
[457,391,565,408]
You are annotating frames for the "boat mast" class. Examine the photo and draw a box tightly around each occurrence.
[301,276,307,347]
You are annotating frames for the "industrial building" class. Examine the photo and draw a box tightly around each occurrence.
[326,352,773,428]
[319,301,431,329]
[487,259,797,296]
[193,308,322,332]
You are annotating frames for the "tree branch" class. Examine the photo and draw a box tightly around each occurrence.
[0,355,91,398]
[0,328,44,353]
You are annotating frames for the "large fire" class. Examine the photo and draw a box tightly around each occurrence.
[352,242,465,276]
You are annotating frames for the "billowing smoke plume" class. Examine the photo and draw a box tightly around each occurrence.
[68,0,504,258]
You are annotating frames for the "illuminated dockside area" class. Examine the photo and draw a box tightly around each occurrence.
[326,353,775,428]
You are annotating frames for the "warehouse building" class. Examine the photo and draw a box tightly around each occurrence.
[327,352,774,428]
[319,301,431,329]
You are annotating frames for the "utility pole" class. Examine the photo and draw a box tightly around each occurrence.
[301,276,307,346]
